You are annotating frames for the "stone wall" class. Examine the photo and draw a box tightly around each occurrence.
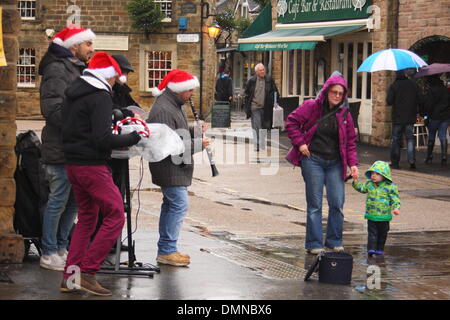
[369,0,400,146]
[0,0,24,263]
[17,0,217,118]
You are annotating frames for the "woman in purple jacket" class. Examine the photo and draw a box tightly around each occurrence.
[285,75,359,254]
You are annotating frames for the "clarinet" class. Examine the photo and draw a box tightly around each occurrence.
[189,98,219,177]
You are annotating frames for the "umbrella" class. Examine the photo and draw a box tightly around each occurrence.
[414,63,450,78]
[357,49,428,72]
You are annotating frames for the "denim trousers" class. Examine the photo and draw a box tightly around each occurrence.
[390,124,416,164]
[427,119,450,143]
[301,154,345,250]
[367,220,390,252]
[158,186,189,255]
[64,165,125,276]
[41,164,78,255]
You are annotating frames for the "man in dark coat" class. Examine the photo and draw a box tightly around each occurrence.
[111,54,141,111]
[243,63,279,151]
[386,70,422,169]
[147,69,209,267]
[38,25,95,272]
[215,69,233,102]
[60,52,141,296]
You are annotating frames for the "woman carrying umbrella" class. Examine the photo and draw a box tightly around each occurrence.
[423,75,450,165]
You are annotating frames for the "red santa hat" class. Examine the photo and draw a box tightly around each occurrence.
[151,69,200,97]
[86,51,127,83]
[52,24,96,49]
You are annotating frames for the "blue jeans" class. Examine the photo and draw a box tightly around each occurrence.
[158,186,189,255]
[427,119,450,144]
[390,124,416,164]
[301,155,345,250]
[41,164,78,255]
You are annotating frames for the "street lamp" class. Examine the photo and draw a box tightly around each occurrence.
[199,1,220,118]
[207,23,221,40]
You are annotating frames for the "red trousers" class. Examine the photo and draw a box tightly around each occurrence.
[63,165,124,277]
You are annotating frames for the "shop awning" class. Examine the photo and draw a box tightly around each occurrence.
[240,4,272,39]
[238,23,366,51]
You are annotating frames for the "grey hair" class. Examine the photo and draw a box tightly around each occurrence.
[255,63,265,72]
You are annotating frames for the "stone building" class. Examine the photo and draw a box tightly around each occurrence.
[0,0,23,263]
[16,0,218,118]
[239,0,450,146]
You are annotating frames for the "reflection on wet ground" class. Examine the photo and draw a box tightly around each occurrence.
[204,230,450,299]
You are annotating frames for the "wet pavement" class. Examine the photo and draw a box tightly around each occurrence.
[1,116,449,301]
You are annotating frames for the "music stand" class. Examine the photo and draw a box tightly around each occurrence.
[98,157,160,277]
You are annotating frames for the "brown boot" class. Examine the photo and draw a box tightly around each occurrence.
[79,273,112,296]
[156,252,190,267]
[60,277,78,293]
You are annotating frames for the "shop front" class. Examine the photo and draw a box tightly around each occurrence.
[238,0,375,142]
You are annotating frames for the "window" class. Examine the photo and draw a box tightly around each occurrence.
[154,0,172,22]
[283,49,315,98]
[147,51,172,90]
[17,48,36,87]
[18,0,36,20]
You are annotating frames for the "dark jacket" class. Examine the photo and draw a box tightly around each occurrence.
[38,43,86,164]
[215,74,233,102]
[424,79,450,121]
[146,88,202,187]
[61,70,141,165]
[386,72,422,125]
[112,82,140,110]
[243,75,279,129]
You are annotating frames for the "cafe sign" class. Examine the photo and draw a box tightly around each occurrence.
[277,0,372,23]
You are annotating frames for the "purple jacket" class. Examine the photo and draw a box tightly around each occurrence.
[285,75,358,179]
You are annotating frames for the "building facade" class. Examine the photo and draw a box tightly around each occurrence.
[16,0,218,118]
[239,0,450,146]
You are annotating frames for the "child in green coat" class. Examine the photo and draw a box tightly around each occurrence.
[352,161,400,257]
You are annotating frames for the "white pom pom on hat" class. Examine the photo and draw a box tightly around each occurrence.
[151,69,199,97]
[86,51,126,82]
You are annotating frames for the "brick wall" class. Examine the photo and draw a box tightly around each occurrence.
[0,0,25,263]
[17,0,217,118]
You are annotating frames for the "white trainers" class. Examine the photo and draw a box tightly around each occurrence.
[329,246,345,253]
[58,249,68,262]
[40,253,65,271]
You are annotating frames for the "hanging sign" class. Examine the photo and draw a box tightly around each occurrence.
[0,8,7,67]
[276,0,372,24]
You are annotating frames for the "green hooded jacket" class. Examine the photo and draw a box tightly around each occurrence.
[352,161,400,222]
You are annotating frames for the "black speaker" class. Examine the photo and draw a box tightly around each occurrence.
[318,252,353,285]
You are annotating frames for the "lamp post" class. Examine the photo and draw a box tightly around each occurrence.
[199,1,220,119]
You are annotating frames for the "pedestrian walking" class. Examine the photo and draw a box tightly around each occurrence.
[243,63,279,151]
[422,75,450,165]
[38,25,95,271]
[215,68,233,102]
[285,74,359,254]
[386,70,422,170]
[148,69,209,267]
[60,52,142,296]
[351,161,400,257]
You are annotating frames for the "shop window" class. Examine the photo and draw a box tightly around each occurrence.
[17,48,36,88]
[347,42,354,99]
[18,0,36,20]
[284,49,315,98]
[155,0,172,22]
[366,42,372,99]
[147,51,172,90]
[356,43,364,99]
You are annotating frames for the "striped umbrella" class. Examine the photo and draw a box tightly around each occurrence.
[357,49,428,72]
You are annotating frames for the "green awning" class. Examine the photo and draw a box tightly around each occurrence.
[240,4,272,39]
[238,24,366,51]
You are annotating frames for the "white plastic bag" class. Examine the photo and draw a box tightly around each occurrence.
[273,104,284,128]
[112,123,185,162]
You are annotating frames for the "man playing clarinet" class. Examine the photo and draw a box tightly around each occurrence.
[147,69,209,267]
